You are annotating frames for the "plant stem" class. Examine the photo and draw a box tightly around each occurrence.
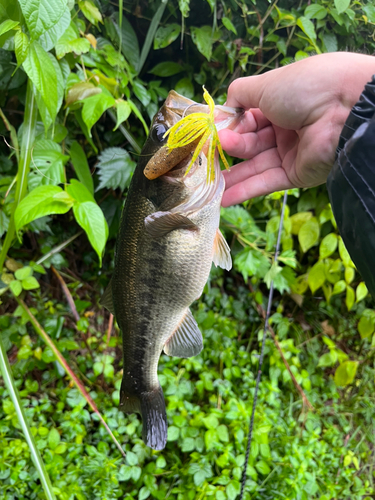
[0,335,57,500]
[0,80,38,270]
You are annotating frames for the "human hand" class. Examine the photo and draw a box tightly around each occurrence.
[219,52,375,207]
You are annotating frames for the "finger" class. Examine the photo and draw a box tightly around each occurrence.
[221,168,293,207]
[226,74,268,109]
[223,148,281,189]
[224,109,271,135]
[219,125,275,159]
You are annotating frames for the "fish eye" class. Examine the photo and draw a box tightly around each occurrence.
[152,123,168,142]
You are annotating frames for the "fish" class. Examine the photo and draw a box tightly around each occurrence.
[101,90,242,450]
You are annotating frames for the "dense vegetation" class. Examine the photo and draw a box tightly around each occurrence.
[1,0,375,499]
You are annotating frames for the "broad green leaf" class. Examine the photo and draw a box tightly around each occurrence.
[304,4,327,19]
[255,460,271,475]
[139,487,150,500]
[22,276,40,290]
[149,61,184,77]
[175,78,194,99]
[78,0,102,26]
[332,279,346,295]
[344,266,355,284]
[358,314,374,339]
[133,81,151,106]
[81,93,116,136]
[18,0,68,40]
[69,142,94,195]
[55,24,90,59]
[0,20,19,36]
[290,211,312,235]
[178,0,190,17]
[15,266,32,280]
[137,0,168,74]
[346,285,355,311]
[9,280,22,296]
[334,360,358,386]
[217,425,229,442]
[308,261,326,294]
[319,233,337,259]
[334,0,350,15]
[128,100,149,134]
[66,179,95,203]
[167,426,179,441]
[297,16,316,41]
[23,41,58,122]
[338,237,354,267]
[15,185,74,231]
[66,81,101,106]
[154,23,181,49]
[38,7,70,51]
[125,450,138,466]
[191,26,218,61]
[318,350,337,368]
[363,4,375,23]
[108,13,139,70]
[14,31,29,67]
[96,147,135,192]
[48,428,60,450]
[72,201,108,265]
[28,140,68,190]
[222,17,237,35]
[113,99,131,130]
[356,282,368,303]
[322,32,338,52]
[298,217,319,253]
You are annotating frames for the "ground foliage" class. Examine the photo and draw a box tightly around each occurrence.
[1,0,375,498]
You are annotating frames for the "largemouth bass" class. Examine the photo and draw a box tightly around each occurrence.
[101,91,241,450]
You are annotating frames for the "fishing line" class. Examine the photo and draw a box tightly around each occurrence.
[239,190,288,500]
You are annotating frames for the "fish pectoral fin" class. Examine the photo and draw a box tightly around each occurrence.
[212,229,232,271]
[144,211,198,238]
[164,308,203,358]
[100,280,115,315]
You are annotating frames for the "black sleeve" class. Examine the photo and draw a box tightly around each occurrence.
[327,77,375,297]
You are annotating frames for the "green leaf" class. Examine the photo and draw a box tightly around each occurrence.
[133,81,151,106]
[23,41,58,122]
[338,237,354,267]
[175,77,194,99]
[363,4,375,22]
[28,140,69,190]
[55,24,90,59]
[109,13,139,71]
[48,428,61,450]
[126,451,138,466]
[113,99,131,131]
[319,233,338,259]
[358,314,374,339]
[297,16,316,41]
[69,142,94,195]
[290,211,312,235]
[332,280,346,295]
[78,0,102,26]
[318,351,337,368]
[255,460,271,475]
[18,0,68,39]
[191,26,217,61]
[156,456,166,468]
[15,185,74,231]
[154,23,181,49]
[178,0,190,17]
[356,282,368,303]
[22,276,40,290]
[0,19,19,36]
[96,147,135,192]
[321,32,338,52]
[298,217,319,253]
[344,266,355,284]
[54,443,67,454]
[334,361,358,386]
[346,285,355,311]
[128,100,149,135]
[81,93,116,137]
[334,0,350,15]
[167,426,179,441]
[38,7,70,51]
[9,280,22,296]
[304,4,327,19]
[149,61,184,77]
[14,31,29,67]
[66,81,101,106]
[15,266,32,280]
[217,425,229,442]
[139,487,150,500]
[138,0,168,73]
[66,179,95,203]
[222,17,237,34]
[72,202,108,265]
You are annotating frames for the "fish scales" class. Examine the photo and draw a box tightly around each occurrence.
[101,91,241,450]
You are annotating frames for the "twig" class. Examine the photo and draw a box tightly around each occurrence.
[16,298,126,459]
[51,266,80,322]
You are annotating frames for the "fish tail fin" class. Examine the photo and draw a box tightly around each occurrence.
[120,384,168,451]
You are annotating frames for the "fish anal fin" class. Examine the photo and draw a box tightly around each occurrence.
[144,211,198,238]
[100,280,115,315]
[164,309,203,358]
[213,229,232,271]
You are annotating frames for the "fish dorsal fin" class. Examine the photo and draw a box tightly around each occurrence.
[144,211,198,238]
[164,309,203,358]
[100,280,115,315]
[213,229,232,271]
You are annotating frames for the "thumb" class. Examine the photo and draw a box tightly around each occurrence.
[226,74,268,109]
